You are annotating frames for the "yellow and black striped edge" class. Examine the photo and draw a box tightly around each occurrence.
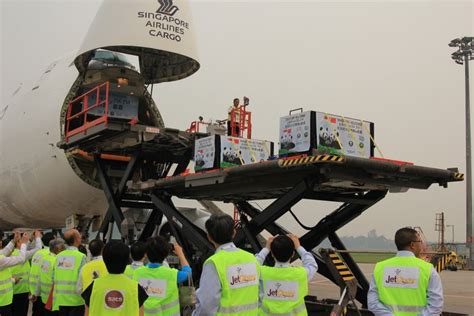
[278,155,345,167]
[453,173,464,181]
[436,254,448,273]
[328,252,355,282]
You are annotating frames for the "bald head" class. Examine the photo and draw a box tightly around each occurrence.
[64,229,81,247]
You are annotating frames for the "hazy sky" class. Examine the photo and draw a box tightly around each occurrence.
[1,0,473,242]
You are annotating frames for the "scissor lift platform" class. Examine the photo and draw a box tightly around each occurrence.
[86,133,462,314]
[131,154,463,200]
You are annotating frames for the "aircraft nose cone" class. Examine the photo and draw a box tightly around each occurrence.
[74,0,200,84]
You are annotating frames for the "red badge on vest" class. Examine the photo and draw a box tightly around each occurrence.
[105,290,124,309]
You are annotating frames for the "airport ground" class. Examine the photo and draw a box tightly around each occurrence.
[26,262,473,315]
[309,263,474,315]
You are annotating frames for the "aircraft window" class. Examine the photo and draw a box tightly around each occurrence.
[94,51,115,61]
[115,54,130,64]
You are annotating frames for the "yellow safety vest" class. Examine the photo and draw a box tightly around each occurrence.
[29,248,50,295]
[260,266,308,316]
[80,258,108,291]
[89,273,139,316]
[205,248,259,316]
[124,263,144,279]
[39,252,56,304]
[53,249,85,309]
[11,248,30,294]
[374,256,432,316]
[0,255,13,307]
[134,265,180,316]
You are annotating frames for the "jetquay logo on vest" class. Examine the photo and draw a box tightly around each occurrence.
[227,263,258,289]
[57,256,75,270]
[139,278,167,298]
[137,0,189,42]
[105,290,124,309]
[383,267,420,289]
[265,281,298,301]
[157,0,179,16]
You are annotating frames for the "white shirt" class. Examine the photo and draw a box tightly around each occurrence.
[0,237,42,270]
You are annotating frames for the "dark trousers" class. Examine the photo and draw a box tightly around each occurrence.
[45,310,59,316]
[32,299,45,316]
[58,305,85,316]
[227,121,240,136]
[12,293,29,316]
[0,304,12,316]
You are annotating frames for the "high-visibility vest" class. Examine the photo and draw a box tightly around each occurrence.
[259,266,308,316]
[134,265,180,316]
[89,273,139,316]
[125,264,143,279]
[205,249,259,316]
[80,258,108,291]
[0,255,13,307]
[53,249,85,309]
[11,248,31,294]
[374,256,432,316]
[29,248,50,295]
[39,252,56,304]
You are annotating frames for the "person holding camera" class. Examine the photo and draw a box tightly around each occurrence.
[0,232,32,316]
[133,236,191,316]
[255,234,317,316]
[11,230,43,316]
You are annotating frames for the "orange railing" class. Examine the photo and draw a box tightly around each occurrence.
[187,120,210,133]
[65,82,110,142]
[229,105,252,138]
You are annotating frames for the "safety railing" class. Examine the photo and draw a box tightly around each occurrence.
[229,106,252,138]
[65,82,110,142]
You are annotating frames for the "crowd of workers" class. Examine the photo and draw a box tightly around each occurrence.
[0,216,443,316]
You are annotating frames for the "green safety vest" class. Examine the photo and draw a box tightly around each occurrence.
[89,273,139,316]
[205,248,259,316]
[374,256,432,316]
[80,259,108,291]
[125,263,144,279]
[29,248,50,295]
[53,249,85,309]
[259,266,308,316]
[0,255,13,307]
[134,265,180,316]
[39,252,56,304]
[11,248,31,294]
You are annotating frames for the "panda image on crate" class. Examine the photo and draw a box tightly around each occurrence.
[280,128,296,151]
[193,135,274,172]
[222,147,242,165]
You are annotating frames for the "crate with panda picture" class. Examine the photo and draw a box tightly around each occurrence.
[194,135,274,172]
[279,111,374,158]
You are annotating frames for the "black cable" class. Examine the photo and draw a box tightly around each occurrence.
[288,208,317,231]
[288,203,348,231]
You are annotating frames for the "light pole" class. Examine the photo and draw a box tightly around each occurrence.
[449,37,473,269]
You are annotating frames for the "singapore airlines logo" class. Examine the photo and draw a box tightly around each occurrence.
[156,0,179,16]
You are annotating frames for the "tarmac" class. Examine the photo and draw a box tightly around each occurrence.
[309,263,474,315]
